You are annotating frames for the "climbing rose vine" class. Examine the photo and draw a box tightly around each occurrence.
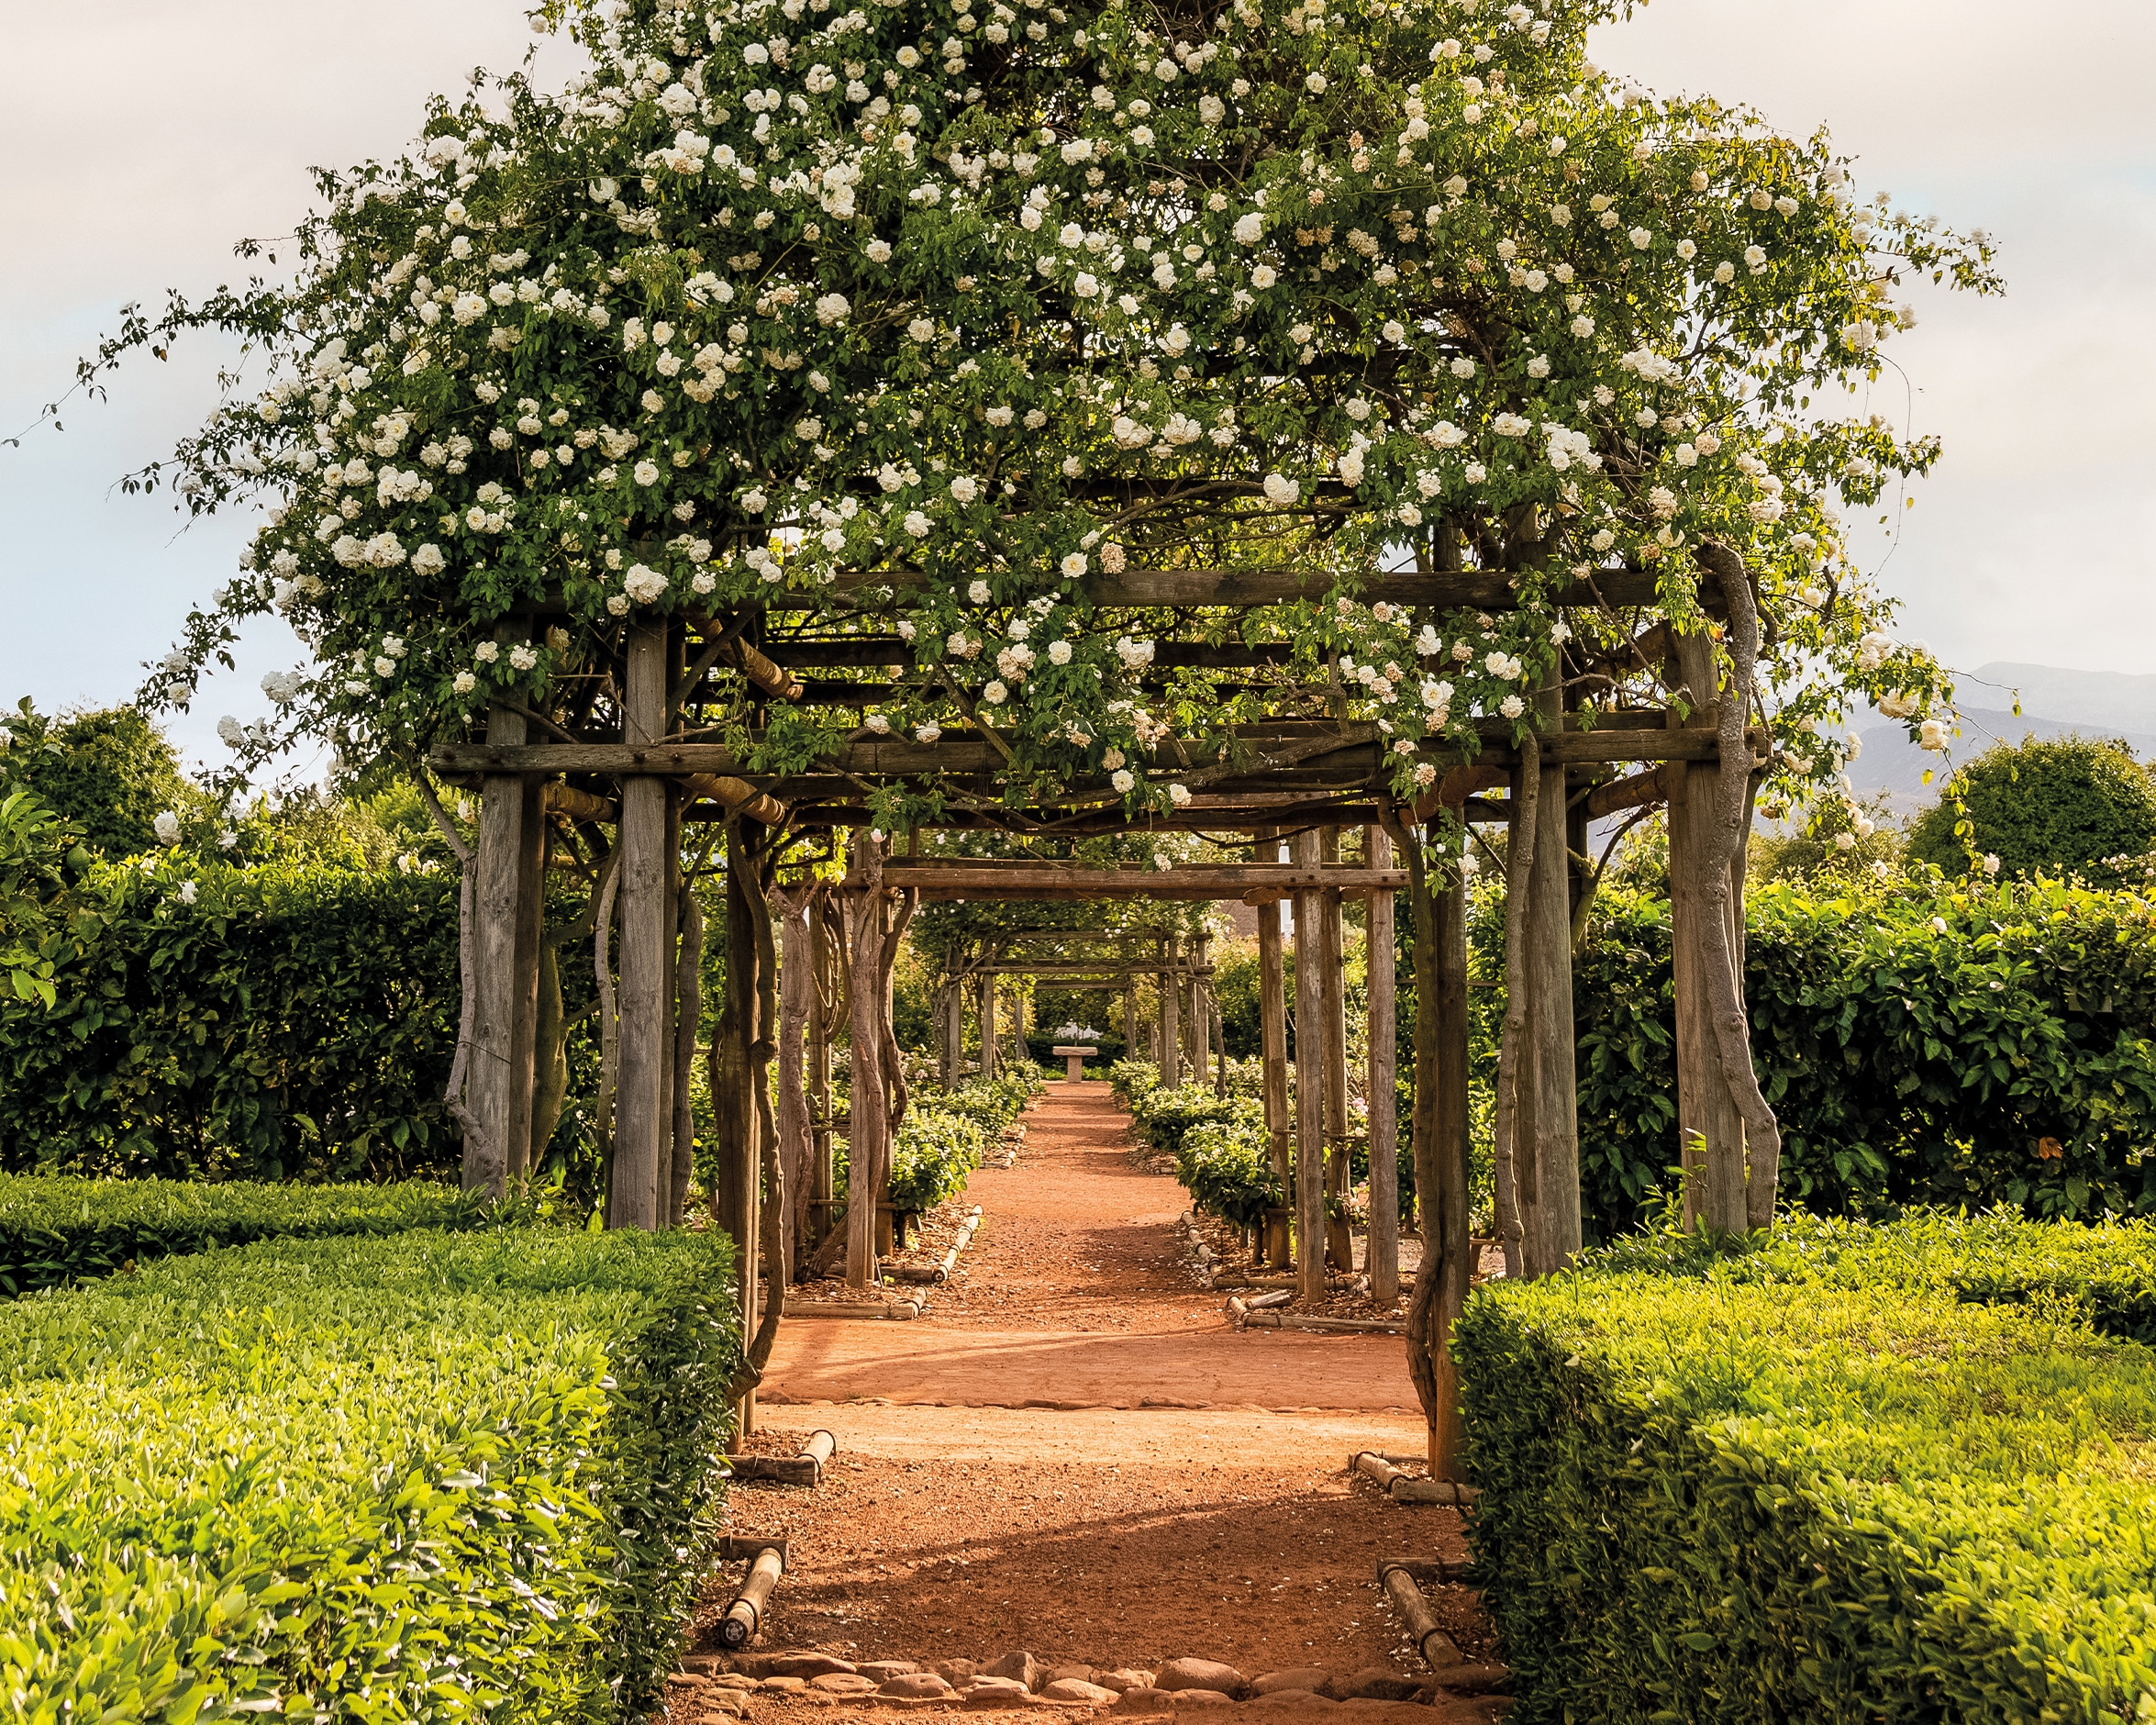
[101,0,1995,823]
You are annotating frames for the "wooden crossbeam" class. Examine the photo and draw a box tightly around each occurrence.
[862,862,1407,902]
[761,565,1671,614]
[429,718,1748,783]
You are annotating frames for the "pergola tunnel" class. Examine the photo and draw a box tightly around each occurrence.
[441,555,1777,1470]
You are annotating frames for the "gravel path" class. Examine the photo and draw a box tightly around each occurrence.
[688,1080,1492,1717]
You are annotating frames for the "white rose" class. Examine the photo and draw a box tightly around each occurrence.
[1111,769,1137,793]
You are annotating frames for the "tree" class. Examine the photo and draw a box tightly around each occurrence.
[1907,735,2156,883]
[0,701,200,857]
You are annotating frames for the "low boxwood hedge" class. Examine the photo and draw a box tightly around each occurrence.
[0,1169,484,1295]
[7,1224,739,1721]
[1454,1211,2156,1723]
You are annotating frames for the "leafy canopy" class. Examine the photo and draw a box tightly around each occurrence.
[109,0,1993,824]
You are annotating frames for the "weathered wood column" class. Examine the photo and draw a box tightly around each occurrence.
[845,842,888,1288]
[1366,826,1400,1307]
[1191,929,1211,1086]
[610,621,670,1230]
[1319,830,1353,1271]
[1430,845,1473,1475]
[807,894,837,1249]
[1161,933,1182,1086]
[1522,668,1583,1274]
[466,684,541,1197]
[777,885,814,1280]
[1291,828,1328,1303]
[978,963,998,1082]
[1123,982,1138,1068]
[1256,831,1292,1266]
[1666,630,1748,1232]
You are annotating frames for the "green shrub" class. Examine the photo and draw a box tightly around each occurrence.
[1107,1058,1161,1105]
[886,1106,987,1211]
[938,1067,1041,1137]
[1906,734,2156,884]
[1454,1212,2156,1724]
[6,1225,739,1722]
[1553,874,2156,1234]
[1131,1083,1248,1153]
[1177,1113,1279,1229]
[0,1170,484,1295]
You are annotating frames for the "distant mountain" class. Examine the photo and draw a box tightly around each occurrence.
[1848,690,2156,818]
[1962,662,2156,737]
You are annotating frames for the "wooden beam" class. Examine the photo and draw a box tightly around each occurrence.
[430,722,1761,784]
[1292,829,1328,1305]
[878,862,1407,896]
[467,696,534,1200]
[1367,826,1400,1308]
[769,564,1670,614]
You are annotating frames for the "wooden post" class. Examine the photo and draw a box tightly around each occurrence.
[1124,982,1138,1068]
[807,894,836,1249]
[663,785,691,1225]
[466,686,539,1197]
[1666,631,1748,1232]
[1192,930,1211,1086]
[777,885,814,1280]
[1256,830,1292,1266]
[1367,827,1400,1308]
[1320,831,1352,1272]
[1291,828,1328,1304]
[978,963,998,1082]
[1161,933,1182,1086]
[610,622,669,1230]
[1523,667,1583,1274]
[507,763,545,1185]
[846,841,888,1289]
[1430,849,1472,1474]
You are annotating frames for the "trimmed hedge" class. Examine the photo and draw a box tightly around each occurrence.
[1177,1113,1279,1230]
[0,1170,483,1295]
[1455,1211,2156,1723]
[1528,874,2156,1236]
[7,1224,739,1721]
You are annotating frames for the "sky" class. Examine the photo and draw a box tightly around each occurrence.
[2,0,2150,771]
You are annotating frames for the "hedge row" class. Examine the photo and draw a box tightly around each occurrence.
[11,1225,739,1721]
[1540,874,2156,1234]
[839,1069,1042,1212]
[0,857,470,1182]
[1455,1211,2156,1723]
[0,1170,483,1295]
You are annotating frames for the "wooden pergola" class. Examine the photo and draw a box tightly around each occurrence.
[428,554,1763,1459]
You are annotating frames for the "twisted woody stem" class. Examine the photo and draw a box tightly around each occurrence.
[1695,540,1784,1226]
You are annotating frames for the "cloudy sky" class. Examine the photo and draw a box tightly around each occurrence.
[2,0,2150,766]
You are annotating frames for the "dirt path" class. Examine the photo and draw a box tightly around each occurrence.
[689,1081,1492,1720]
[762,1081,1418,1411]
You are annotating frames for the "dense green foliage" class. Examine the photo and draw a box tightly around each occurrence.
[0,1171,483,1296]
[7,1225,739,1721]
[1906,735,2156,884]
[1536,874,2156,1235]
[0,857,468,1180]
[1455,1211,2156,1724]
[1131,1083,1250,1154]
[884,1107,987,1213]
[839,1069,1037,1209]
[1175,1108,1277,1230]
[0,702,201,859]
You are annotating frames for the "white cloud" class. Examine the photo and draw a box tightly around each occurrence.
[1591,0,2156,679]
